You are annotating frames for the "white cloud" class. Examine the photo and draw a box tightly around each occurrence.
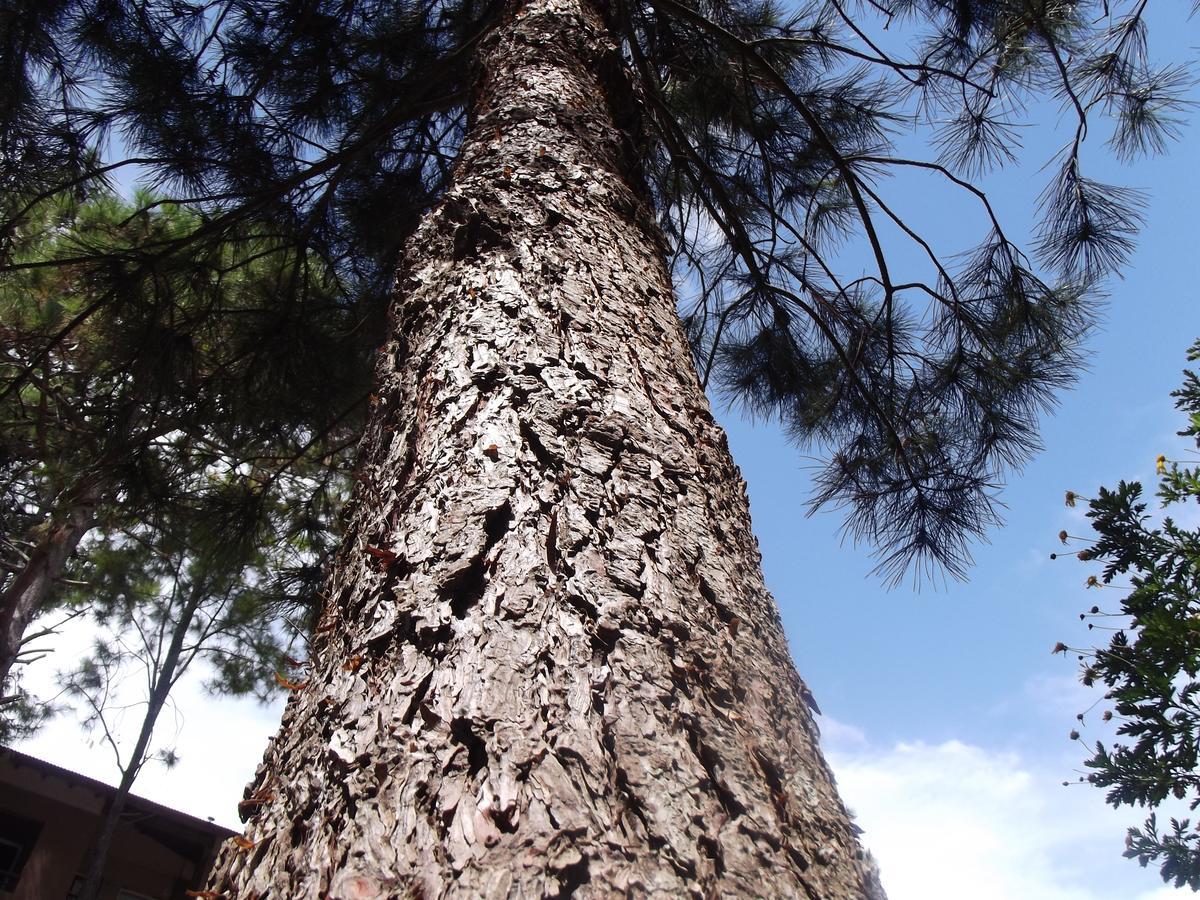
[825,735,1191,900]
[1136,891,1193,900]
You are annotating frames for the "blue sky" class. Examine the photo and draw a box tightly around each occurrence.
[720,4,1200,893]
[14,5,1200,898]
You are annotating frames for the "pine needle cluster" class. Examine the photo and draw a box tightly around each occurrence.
[0,0,1190,596]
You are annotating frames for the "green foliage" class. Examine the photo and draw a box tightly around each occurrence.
[1,189,356,728]
[0,671,56,743]
[1,0,1189,583]
[55,462,337,898]
[1,189,364,536]
[1065,340,1200,889]
[63,469,329,729]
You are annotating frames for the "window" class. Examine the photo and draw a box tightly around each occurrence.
[0,811,41,892]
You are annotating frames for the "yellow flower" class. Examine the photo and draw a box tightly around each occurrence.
[1156,454,1167,475]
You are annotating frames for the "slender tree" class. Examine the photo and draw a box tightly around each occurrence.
[1,0,1190,895]
[63,464,336,900]
[69,565,220,900]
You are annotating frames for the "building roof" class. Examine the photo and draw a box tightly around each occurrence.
[0,746,237,844]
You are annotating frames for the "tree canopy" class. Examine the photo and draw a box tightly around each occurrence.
[1,189,355,717]
[0,0,1189,590]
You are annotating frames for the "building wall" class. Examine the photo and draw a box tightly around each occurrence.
[0,753,229,900]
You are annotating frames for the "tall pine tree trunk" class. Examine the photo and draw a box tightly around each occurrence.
[209,0,883,895]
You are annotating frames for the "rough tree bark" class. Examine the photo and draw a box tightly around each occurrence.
[208,0,884,895]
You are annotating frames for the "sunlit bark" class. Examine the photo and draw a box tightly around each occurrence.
[208,0,883,895]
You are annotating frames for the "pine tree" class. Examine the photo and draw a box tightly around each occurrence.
[0,189,368,705]
[0,0,1189,894]
[2,194,355,891]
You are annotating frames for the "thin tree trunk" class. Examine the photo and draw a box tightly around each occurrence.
[209,0,884,895]
[75,578,205,900]
[0,473,103,695]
